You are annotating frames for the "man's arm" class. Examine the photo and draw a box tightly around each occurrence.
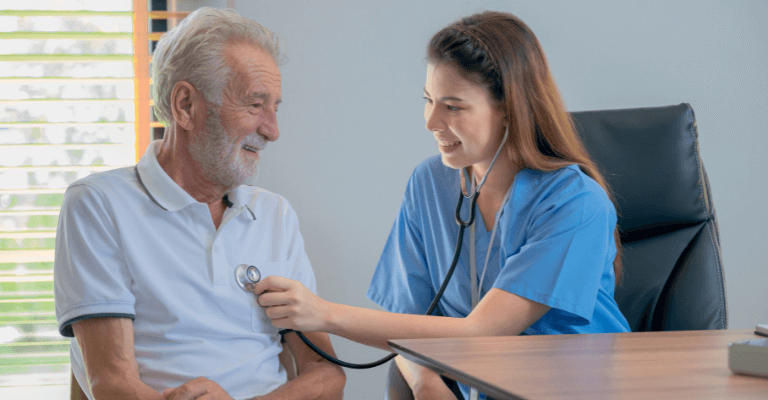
[256,331,345,400]
[72,317,164,400]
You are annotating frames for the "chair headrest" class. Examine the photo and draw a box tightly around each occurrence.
[571,103,714,241]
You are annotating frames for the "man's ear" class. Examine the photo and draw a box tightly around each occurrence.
[170,81,201,131]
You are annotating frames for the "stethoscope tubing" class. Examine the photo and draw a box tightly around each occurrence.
[279,128,507,369]
[281,190,480,369]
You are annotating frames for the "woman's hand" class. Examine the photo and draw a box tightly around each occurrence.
[253,276,333,332]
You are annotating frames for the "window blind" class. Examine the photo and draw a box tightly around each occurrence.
[0,0,135,387]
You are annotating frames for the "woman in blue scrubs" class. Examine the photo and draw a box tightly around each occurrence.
[257,11,630,399]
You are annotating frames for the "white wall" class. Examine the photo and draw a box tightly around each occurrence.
[186,1,768,398]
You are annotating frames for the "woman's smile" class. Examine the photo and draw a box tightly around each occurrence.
[437,138,462,152]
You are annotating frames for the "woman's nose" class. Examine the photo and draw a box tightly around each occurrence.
[424,105,445,133]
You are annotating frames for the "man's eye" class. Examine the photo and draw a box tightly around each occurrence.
[251,103,263,108]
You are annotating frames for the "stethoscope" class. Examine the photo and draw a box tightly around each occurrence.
[235,128,509,370]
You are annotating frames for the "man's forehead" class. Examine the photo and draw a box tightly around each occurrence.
[225,43,281,97]
[225,43,279,71]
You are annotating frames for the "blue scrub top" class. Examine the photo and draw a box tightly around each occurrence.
[368,155,630,333]
[368,156,630,399]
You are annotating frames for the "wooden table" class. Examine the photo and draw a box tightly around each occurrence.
[388,329,768,399]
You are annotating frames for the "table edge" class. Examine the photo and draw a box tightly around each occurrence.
[388,341,526,400]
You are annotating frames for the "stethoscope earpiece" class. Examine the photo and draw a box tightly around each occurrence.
[235,264,261,291]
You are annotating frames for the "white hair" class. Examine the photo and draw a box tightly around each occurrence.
[151,7,284,125]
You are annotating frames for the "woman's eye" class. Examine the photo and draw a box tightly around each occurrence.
[447,105,461,111]
[423,96,432,103]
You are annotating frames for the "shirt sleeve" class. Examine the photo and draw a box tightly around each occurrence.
[54,183,136,337]
[494,179,616,325]
[366,178,434,315]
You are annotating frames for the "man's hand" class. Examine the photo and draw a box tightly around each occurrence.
[254,276,333,332]
[162,377,234,400]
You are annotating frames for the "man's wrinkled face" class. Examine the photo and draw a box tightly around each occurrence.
[191,43,282,188]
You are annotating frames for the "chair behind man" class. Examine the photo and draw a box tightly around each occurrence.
[384,103,728,399]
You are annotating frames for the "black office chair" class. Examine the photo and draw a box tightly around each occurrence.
[572,103,727,331]
[384,103,727,399]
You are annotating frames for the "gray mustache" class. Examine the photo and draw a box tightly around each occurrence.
[241,135,267,150]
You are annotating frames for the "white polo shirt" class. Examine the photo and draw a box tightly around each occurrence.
[54,140,317,400]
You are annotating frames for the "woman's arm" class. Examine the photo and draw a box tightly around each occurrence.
[395,356,458,400]
[254,276,550,351]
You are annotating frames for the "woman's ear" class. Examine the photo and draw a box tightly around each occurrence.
[170,81,200,131]
[500,112,510,131]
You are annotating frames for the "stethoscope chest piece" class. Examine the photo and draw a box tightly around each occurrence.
[235,264,261,291]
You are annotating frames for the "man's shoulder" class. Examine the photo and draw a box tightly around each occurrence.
[63,166,140,207]
[67,166,138,194]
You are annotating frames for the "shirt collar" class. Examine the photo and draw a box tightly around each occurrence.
[136,140,199,212]
[136,140,259,219]
[226,184,258,220]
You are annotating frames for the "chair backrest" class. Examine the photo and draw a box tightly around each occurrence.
[571,103,727,331]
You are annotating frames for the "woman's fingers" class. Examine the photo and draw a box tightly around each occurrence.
[264,304,290,320]
[250,276,329,332]
[257,291,293,307]
[253,275,293,295]
[261,305,307,330]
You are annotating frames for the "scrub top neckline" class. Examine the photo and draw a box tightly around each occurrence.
[470,182,513,308]
[466,185,499,262]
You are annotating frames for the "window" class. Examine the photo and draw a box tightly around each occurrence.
[0,0,136,392]
[0,1,190,395]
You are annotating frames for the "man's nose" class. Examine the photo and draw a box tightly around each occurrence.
[258,109,279,142]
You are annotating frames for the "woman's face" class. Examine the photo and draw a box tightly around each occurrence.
[424,63,506,172]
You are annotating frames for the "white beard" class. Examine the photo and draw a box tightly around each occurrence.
[188,108,262,189]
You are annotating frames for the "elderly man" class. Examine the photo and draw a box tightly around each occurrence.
[53,8,345,400]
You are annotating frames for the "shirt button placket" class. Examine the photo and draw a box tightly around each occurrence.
[211,239,229,286]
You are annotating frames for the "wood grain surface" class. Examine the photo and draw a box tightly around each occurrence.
[389,329,768,399]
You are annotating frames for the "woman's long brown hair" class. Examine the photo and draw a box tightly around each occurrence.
[428,11,623,284]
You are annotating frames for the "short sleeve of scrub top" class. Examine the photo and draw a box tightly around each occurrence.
[493,166,628,333]
[366,174,433,315]
[367,156,629,334]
